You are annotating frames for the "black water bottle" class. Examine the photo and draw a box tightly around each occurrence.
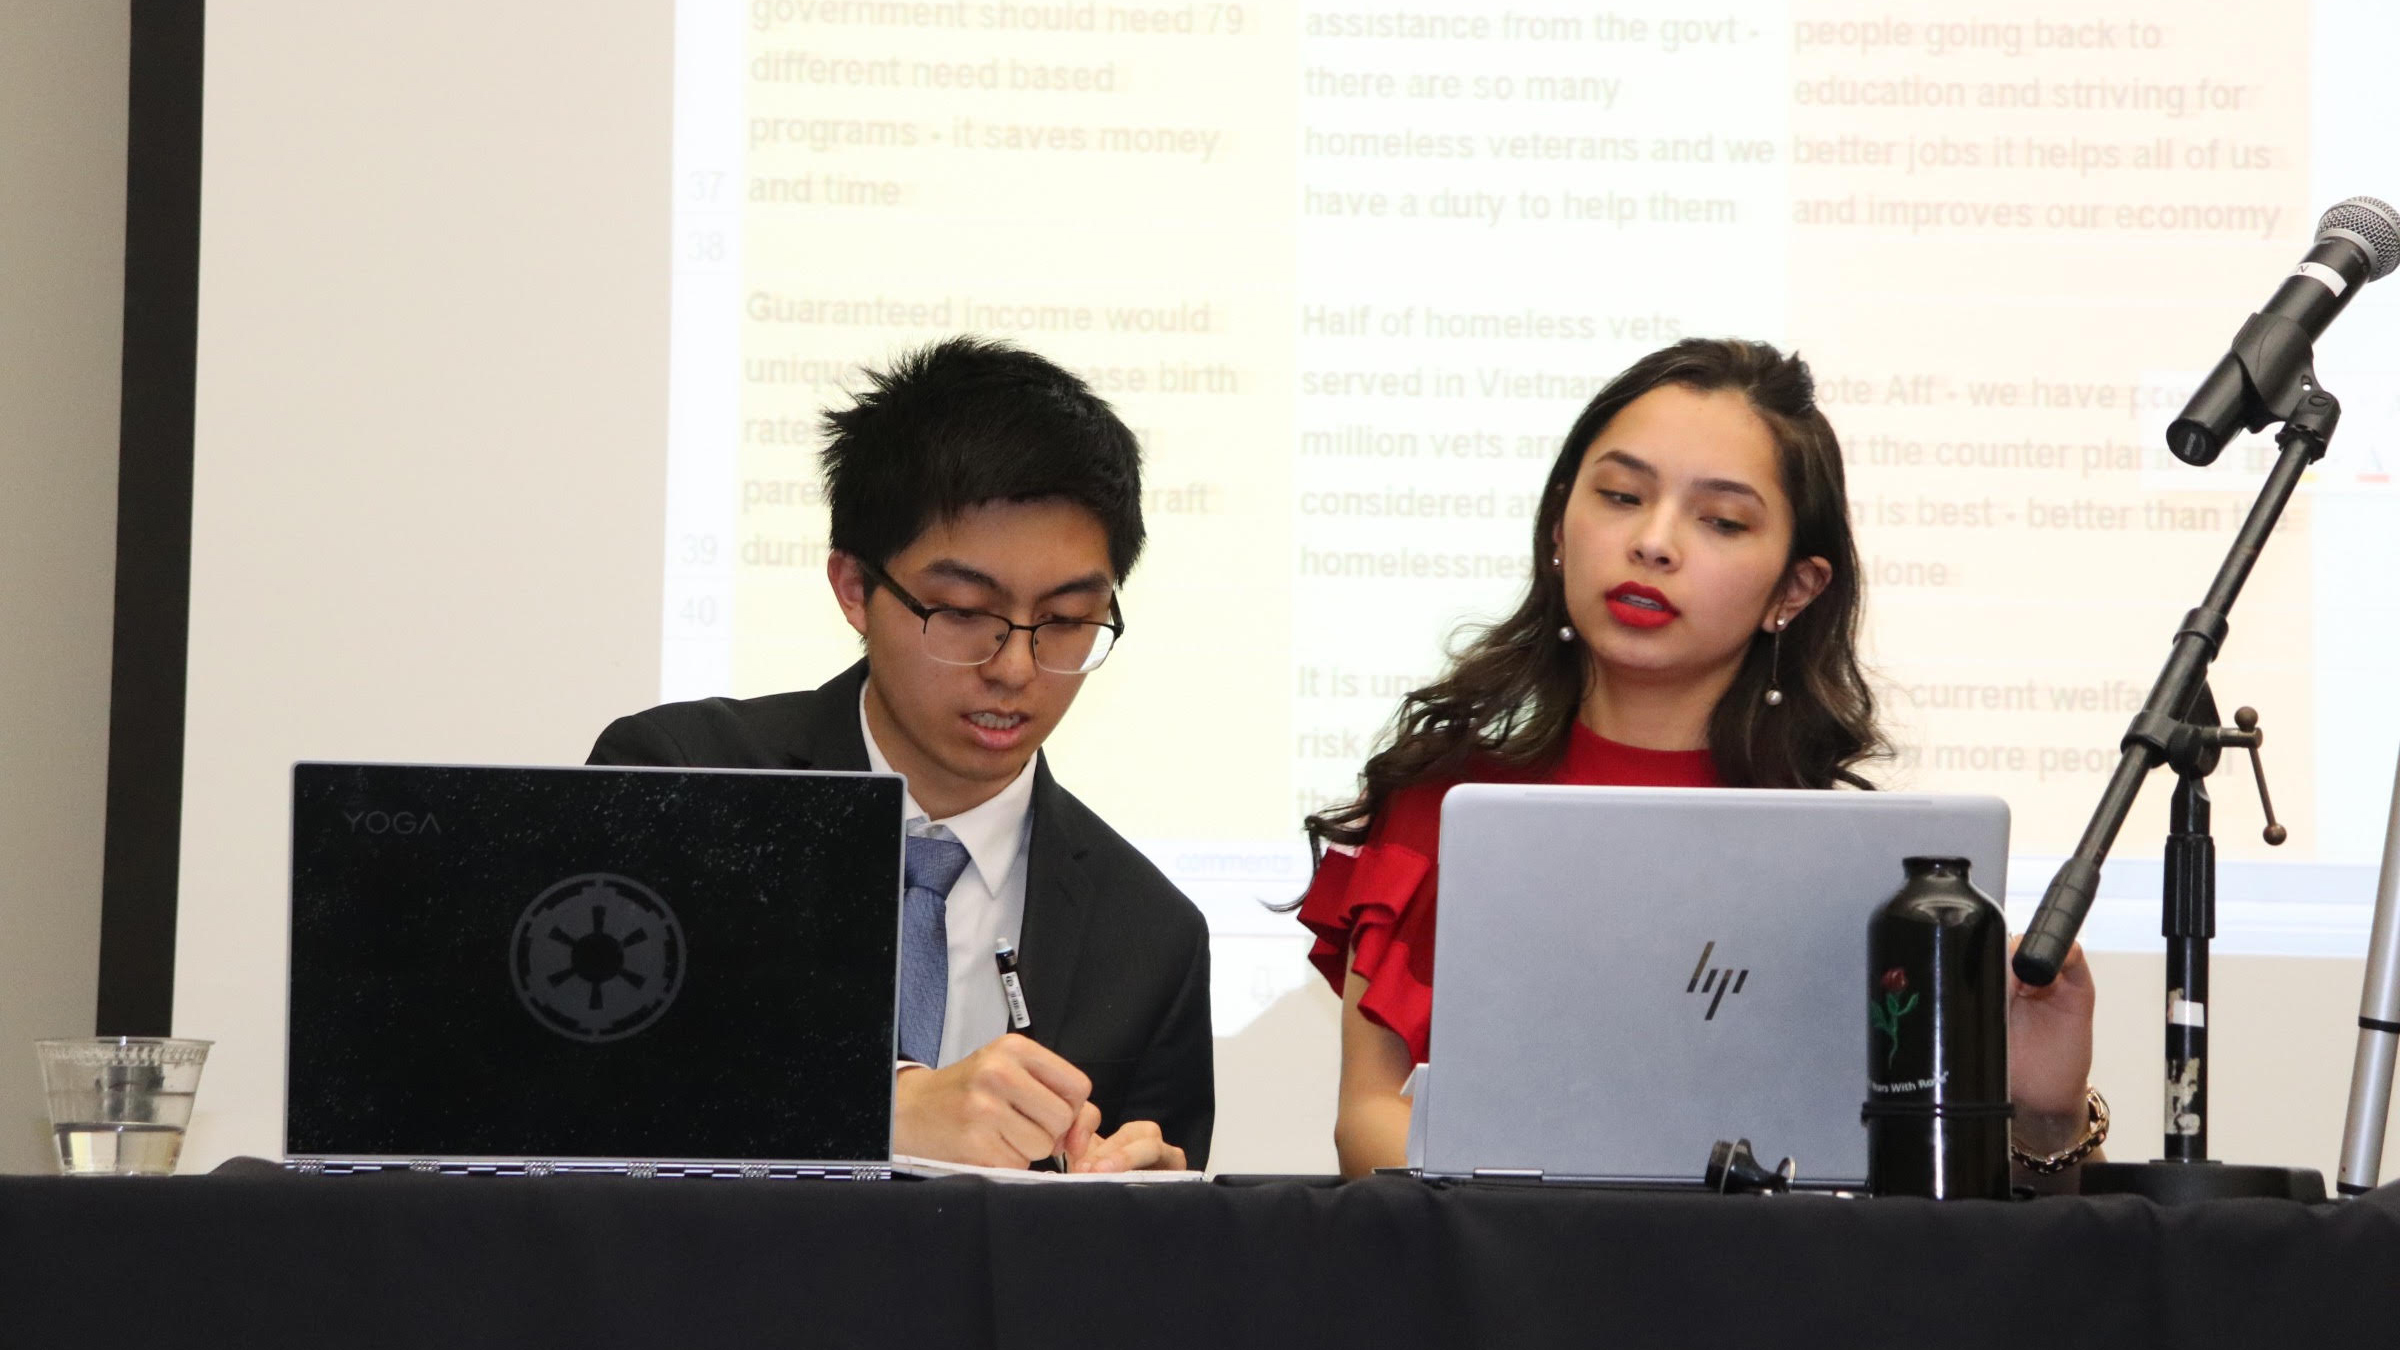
[1863,856,2012,1199]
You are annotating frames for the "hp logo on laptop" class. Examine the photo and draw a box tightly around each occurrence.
[1686,941,1748,1021]
[510,873,686,1043]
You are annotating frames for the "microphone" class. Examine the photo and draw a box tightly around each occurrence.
[2167,196,2400,465]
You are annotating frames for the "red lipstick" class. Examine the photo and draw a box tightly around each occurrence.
[1604,582,1678,630]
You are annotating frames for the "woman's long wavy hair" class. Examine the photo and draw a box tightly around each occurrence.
[1305,338,1886,854]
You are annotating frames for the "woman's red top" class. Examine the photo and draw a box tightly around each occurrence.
[1296,722,1720,1063]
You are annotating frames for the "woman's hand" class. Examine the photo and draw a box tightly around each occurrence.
[2006,936,2097,1153]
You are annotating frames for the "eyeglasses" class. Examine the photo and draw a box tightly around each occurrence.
[860,561,1124,675]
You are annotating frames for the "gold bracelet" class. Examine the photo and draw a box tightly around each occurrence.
[2010,1087,2109,1174]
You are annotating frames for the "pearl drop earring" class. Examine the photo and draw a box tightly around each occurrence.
[1763,616,1787,707]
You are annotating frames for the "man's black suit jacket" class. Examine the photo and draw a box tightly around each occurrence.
[588,661,1214,1166]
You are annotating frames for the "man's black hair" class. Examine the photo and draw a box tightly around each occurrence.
[819,336,1146,581]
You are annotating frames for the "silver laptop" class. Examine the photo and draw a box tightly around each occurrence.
[1419,785,2009,1188]
[284,762,906,1178]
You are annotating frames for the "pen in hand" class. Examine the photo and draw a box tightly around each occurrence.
[993,938,1073,1173]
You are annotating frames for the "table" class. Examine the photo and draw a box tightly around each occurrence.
[5,1169,2397,1348]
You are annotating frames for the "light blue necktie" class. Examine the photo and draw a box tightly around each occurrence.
[897,834,971,1066]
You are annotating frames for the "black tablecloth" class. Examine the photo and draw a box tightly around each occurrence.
[5,1170,2398,1348]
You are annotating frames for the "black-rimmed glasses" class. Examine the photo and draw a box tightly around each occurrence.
[860,561,1124,675]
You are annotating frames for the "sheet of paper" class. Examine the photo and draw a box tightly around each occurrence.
[892,1155,1204,1184]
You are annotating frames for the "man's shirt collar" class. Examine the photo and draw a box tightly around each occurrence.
[859,685,1036,893]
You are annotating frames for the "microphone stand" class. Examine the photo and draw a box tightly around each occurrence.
[2012,335,2336,1203]
[2336,750,2400,1195]
[2074,686,2323,1201]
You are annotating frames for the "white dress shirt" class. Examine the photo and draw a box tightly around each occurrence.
[861,689,1035,1069]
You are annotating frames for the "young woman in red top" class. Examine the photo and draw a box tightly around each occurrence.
[1297,339,2100,1179]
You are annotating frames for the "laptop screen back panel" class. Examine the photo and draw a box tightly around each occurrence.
[287,763,903,1165]
[1425,786,2008,1186]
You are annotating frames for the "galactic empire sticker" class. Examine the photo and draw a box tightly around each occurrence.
[510,873,686,1043]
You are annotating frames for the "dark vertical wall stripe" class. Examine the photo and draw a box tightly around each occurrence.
[96,0,204,1034]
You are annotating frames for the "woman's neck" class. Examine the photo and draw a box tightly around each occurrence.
[1577,658,1741,751]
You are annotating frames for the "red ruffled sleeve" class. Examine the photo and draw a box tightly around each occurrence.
[1296,780,1452,1064]
[1295,725,1718,1063]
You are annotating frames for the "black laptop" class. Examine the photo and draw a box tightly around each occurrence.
[284,762,904,1177]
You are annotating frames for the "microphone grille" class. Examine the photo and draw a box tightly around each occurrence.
[2319,196,2400,281]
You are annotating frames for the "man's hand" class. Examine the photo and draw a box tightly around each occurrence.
[1066,1117,1188,1174]
[2007,936,2097,1153]
[891,1034,1092,1168]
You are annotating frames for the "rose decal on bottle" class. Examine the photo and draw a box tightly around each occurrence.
[1869,965,1919,1071]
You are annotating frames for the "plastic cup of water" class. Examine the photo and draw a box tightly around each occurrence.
[35,1037,212,1176]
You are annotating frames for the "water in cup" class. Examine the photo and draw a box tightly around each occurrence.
[34,1037,211,1176]
[55,1122,188,1174]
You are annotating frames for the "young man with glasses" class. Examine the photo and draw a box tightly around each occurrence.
[589,338,1208,1173]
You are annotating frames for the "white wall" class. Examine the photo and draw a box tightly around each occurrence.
[173,0,674,1167]
[0,0,129,1174]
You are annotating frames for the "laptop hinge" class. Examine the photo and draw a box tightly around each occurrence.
[1471,1167,1544,1181]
